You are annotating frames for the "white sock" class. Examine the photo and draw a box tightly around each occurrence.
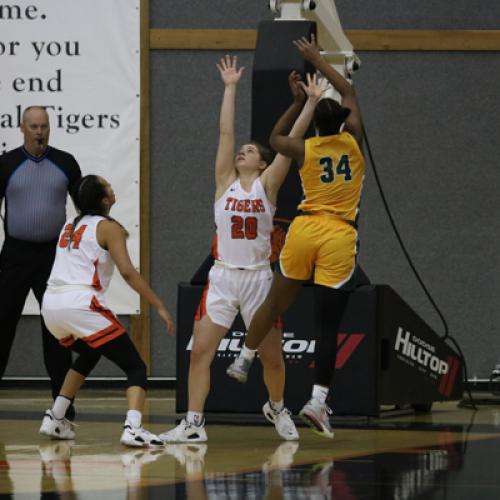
[269,399,284,413]
[52,396,72,420]
[312,384,329,404]
[126,409,142,428]
[240,344,257,361]
[187,411,204,427]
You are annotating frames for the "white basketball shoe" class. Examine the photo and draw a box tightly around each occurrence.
[120,421,164,448]
[159,419,207,443]
[262,401,299,441]
[39,409,76,440]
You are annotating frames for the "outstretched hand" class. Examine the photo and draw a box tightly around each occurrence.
[300,72,328,101]
[158,305,175,336]
[217,55,245,86]
[288,70,305,103]
[293,34,322,64]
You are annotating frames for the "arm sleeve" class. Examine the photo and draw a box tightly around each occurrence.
[67,155,82,200]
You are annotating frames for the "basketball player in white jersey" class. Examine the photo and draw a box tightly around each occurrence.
[159,56,311,443]
[39,174,174,447]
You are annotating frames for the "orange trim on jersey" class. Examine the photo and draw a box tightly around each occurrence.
[85,295,126,348]
[92,259,103,291]
[195,280,210,321]
[274,316,283,330]
[211,234,219,259]
[84,324,124,348]
[59,335,76,348]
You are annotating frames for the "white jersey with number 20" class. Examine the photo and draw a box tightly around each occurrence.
[214,178,275,268]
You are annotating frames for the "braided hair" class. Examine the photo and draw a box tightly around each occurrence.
[313,98,351,136]
[68,175,127,248]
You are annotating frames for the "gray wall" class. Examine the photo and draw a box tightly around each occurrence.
[6,1,500,380]
[150,0,500,29]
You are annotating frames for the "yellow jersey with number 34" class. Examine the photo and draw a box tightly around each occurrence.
[298,131,365,222]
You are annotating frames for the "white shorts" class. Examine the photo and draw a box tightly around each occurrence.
[195,265,277,329]
[42,288,125,348]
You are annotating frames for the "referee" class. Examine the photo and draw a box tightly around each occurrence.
[0,106,81,418]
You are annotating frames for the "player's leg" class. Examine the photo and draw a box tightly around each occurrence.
[40,323,74,402]
[313,287,350,390]
[160,316,228,443]
[258,326,299,440]
[96,332,163,448]
[188,316,229,414]
[299,286,349,438]
[40,339,100,440]
[160,267,236,443]
[258,327,285,404]
[238,269,298,439]
[299,218,357,438]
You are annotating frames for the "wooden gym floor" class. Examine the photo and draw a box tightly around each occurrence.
[1,388,500,499]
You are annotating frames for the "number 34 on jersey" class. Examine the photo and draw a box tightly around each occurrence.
[319,154,352,184]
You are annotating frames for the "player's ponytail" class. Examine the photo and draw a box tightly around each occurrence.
[68,175,128,248]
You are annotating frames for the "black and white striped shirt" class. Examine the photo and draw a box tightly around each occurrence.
[0,146,81,242]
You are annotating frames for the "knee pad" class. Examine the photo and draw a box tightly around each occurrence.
[72,351,100,377]
[126,359,147,390]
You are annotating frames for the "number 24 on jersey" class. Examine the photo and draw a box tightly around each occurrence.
[59,224,87,249]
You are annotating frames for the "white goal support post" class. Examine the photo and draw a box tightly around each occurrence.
[269,0,360,100]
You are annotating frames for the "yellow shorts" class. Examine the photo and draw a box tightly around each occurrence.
[279,215,357,288]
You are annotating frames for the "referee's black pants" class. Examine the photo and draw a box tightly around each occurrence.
[0,237,73,406]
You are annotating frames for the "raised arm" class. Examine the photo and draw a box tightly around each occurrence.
[215,55,245,199]
[260,71,306,201]
[269,73,326,166]
[294,34,363,146]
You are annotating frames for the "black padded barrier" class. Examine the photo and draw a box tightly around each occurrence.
[176,283,463,417]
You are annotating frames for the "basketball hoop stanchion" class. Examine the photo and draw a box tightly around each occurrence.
[269,0,360,79]
[269,0,316,17]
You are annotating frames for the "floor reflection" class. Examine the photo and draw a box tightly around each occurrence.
[2,395,500,499]
[39,441,76,499]
[162,434,471,499]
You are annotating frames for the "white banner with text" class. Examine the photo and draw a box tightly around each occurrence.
[0,0,141,314]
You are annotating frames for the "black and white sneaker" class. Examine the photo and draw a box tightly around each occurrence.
[39,409,76,440]
[120,421,164,448]
[159,419,207,443]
